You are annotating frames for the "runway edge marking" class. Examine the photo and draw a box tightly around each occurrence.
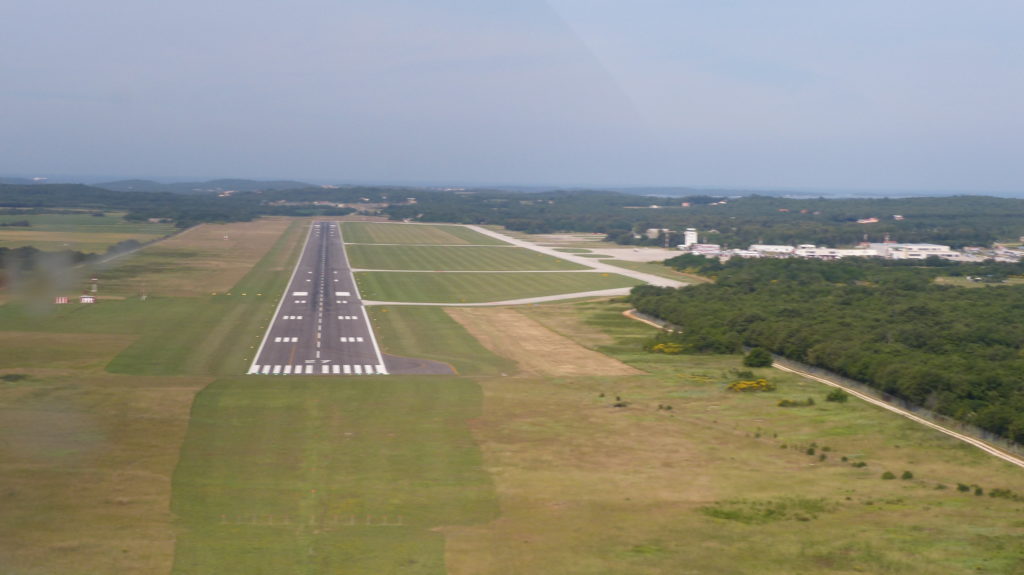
[335,221,389,375]
[248,222,315,375]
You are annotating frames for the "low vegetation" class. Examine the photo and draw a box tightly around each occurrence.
[632,257,1024,443]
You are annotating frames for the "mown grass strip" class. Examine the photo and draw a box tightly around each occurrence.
[341,222,507,246]
[356,271,638,303]
[368,306,517,376]
[170,377,498,574]
[346,244,585,271]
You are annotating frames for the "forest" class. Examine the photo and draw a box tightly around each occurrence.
[385,189,1024,247]
[0,184,356,228]
[630,257,1024,443]
[9,183,1024,249]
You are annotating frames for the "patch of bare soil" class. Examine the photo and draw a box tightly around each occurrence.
[445,307,641,377]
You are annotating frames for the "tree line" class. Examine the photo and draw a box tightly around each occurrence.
[630,257,1024,443]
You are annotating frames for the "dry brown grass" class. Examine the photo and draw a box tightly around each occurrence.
[445,307,641,377]
[0,332,135,371]
[100,217,294,297]
[440,302,1024,573]
[0,372,210,574]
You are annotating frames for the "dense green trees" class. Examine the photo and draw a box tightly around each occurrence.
[631,258,1024,443]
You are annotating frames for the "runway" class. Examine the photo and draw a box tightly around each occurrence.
[248,221,388,376]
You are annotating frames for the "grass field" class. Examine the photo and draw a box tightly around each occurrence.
[0,219,306,377]
[439,299,1024,574]
[96,218,296,298]
[8,216,1024,574]
[170,377,498,575]
[341,222,507,246]
[368,306,516,376]
[0,371,210,574]
[355,271,639,303]
[346,244,587,271]
[0,217,310,574]
[0,211,177,252]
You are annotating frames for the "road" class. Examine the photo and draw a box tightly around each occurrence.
[248,221,388,376]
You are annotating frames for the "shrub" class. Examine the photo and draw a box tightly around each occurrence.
[975,487,984,496]
[743,347,773,367]
[778,397,815,407]
[852,461,867,468]
[957,483,970,492]
[901,471,914,480]
[728,378,776,392]
[825,389,849,403]
[881,471,896,480]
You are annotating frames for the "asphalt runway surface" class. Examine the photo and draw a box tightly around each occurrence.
[248,221,391,376]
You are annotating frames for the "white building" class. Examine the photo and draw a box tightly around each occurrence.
[749,244,794,255]
[871,243,955,260]
[793,246,879,259]
[683,228,698,247]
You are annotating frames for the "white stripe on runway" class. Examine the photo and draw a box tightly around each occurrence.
[249,365,260,374]
[284,365,293,374]
[322,365,330,374]
[344,365,352,374]
[332,365,340,374]
[364,364,374,374]
[261,365,271,374]
[354,365,363,375]
[272,365,282,374]
[305,365,314,374]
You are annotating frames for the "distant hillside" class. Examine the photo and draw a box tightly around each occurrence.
[0,177,46,185]
[96,178,313,194]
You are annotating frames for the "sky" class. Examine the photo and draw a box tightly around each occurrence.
[2,1,1023,193]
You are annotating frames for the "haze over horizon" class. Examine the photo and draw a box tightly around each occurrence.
[3,1,1023,194]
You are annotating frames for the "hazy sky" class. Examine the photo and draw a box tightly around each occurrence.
[2,1,1023,192]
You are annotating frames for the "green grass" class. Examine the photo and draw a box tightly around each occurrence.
[0,220,307,376]
[346,244,586,271]
[469,299,1024,573]
[341,222,507,246]
[356,271,639,303]
[554,248,592,253]
[170,377,498,575]
[602,259,711,283]
[0,211,177,252]
[368,306,517,376]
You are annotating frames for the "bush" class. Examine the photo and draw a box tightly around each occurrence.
[778,397,816,408]
[743,347,773,367]
[825,389,849,403]
[881,471,896,480]
[728,378,776,392]
[957,483,970,492]
[901,471,914,480]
